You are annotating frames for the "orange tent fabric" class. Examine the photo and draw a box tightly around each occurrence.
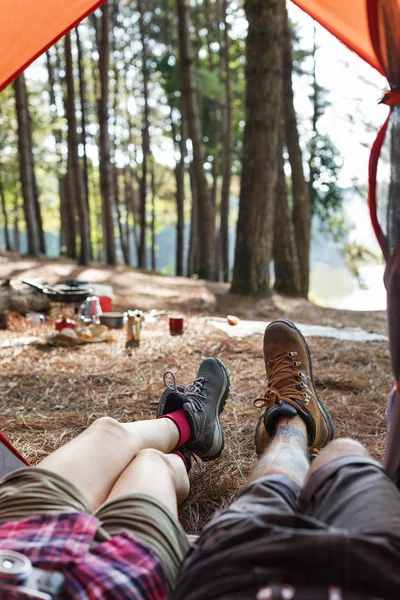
[292,0,382,74]
[0,0,385,92]
[0,0,106,92]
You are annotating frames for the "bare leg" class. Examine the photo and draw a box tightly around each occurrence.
[38,416,180,510]
[105,448,190,517]
[249,416,309,487]
[306,437,369,479]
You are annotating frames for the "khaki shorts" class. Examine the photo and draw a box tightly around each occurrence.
[0,467,190,590]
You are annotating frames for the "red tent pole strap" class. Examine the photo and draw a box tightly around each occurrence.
[366,0,390,257]
[368,112,389,258]
[0,433,29,465]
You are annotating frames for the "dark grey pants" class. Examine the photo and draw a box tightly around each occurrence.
[176,456,400,600]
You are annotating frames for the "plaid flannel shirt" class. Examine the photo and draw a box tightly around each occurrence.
[0,512,167,599]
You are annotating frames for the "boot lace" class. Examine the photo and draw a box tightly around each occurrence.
[163,371,206,412]
[254,351,312,411]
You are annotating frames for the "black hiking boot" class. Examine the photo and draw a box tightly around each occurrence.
[157,358,230,461]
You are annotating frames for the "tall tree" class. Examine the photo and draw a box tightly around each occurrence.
[172,108,186,277]
[65,32,91,265]
[273,129,301,295]
[46,48,68,256]
[177,0,214,280]
[13,74,42,256]
[219,0,233,282]
[283,2,310,298]
[231,0,284,295]
[0,173,11,251]
[98,4,116,265]
[150,163,156,271]
[138,0,150,269]
[111,5,130,266]
[76,25,92,256]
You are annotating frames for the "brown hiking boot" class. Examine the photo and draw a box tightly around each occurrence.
[254,319,334,456]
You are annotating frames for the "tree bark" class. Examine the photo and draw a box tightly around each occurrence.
[65,32,90,265]
[76,26,93,259]
[46,49,66,257]
[273,131,301,295]
[283,2,310,298]
[138,0,150,270]
[219,0,233,282]
[231,0,284,296]
[187,163,199,276]
[177,0,214,280]
[0,174,11,251]
[123,166,132,264]
[98,4,116,266]
[171,106,186,277]
[13,74,41,256]
[150,164,156,271]
[13,193,20,254]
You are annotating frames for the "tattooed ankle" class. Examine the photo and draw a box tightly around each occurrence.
[275,419,307,446]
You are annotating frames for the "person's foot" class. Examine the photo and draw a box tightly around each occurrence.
[157,358,230,461]
[254,319,334,456]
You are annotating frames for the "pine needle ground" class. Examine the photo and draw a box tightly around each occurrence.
[0,314,391,534]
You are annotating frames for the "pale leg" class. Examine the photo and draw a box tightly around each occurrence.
[38,416,180,510]
[105,448,190,517]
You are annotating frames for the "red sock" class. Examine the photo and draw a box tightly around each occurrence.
[160,408,191,447]
[172,449,190,472]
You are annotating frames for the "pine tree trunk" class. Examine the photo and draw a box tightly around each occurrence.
[46,49,66,257]
[171,106,186,277]
[219,0,233,283]
[0,174,11,251]
[283,1,310,298]
[115,165,130,265]
[273,131,301,295]
[123,166,132,265]
[13,194,20,254]
[111,8,130,267]
[177,0,214,280]
[76,26,92,259]
[64,166,77,260]
[98,4,116,266]
[151,165,156,271]
[13,74,41,257]
[138,0,150,270]
[176,126,186,277]
[65,33,90,265]
[187,163,199,276]
[231,0,284,296]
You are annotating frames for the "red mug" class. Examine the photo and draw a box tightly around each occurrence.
[169,316,184,335]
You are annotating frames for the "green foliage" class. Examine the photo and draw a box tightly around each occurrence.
[308,133,348,242]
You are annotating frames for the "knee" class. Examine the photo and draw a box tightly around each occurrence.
[326,437,368,456]
[136,449,189,496]
[136,448,180,474]
[88,417,129,442]
[310,437,369,474]
[136,447,167,463]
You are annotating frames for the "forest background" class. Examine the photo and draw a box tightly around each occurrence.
[0,0,388,304]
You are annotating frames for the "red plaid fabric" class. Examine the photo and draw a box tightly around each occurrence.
[0,512,167,599]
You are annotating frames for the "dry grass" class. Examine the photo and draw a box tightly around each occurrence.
[0,311,391,534]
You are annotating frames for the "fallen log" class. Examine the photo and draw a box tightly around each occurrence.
[0,279,51,315]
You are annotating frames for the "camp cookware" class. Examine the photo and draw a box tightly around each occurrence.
[22,279,91,304]
[99,312,125,329]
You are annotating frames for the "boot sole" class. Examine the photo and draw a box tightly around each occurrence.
[267,319,335,445]
[200,357,230,462]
